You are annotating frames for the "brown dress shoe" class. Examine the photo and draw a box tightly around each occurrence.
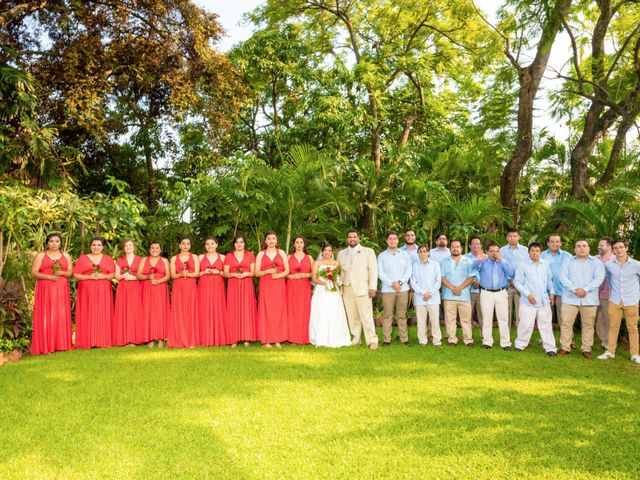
[557,349,570,356]
[582,351,592,359]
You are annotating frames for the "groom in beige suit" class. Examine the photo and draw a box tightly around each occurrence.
[337,229,379,349]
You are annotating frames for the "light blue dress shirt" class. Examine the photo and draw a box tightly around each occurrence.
[605,257,640,306]
[377,248,412,293]
[400,244,420,264]
[410,260,441,306]
[465,252,481,293]
[558,256,605,306]
[500,244,529,280]
[429,247,451,264]
[541,249,571,298]
[472,257,514,290]
[440,256,475,302]
[514,259,554,307]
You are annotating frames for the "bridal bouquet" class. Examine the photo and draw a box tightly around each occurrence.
[317,265,341,292]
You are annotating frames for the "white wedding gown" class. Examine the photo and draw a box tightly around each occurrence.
[309,265,352,348]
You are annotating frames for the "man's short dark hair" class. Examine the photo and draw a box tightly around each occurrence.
[528,242,542,251]
[506,228,519,235]
[612,239,628,248]
[346,229,359,236]
[386,230,399,239]
[486,242,499,250]
[600,236,614,246]
[450,239,463,248]
[574,238,589,246]
[469,236,481,247]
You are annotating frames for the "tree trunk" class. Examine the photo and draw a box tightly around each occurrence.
[499,0,572,220]
[570,107,617,199]
[596,115,634,187]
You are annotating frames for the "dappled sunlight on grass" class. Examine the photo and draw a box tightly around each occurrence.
[1,327,639,478]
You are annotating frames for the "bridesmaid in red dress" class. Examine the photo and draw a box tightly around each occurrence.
[168,236,200,348]
[30,232,73,355]
[73,237,115,349]
[136,241,171,348]
[286,236,314,344]
[256,231,290,348]
[223,235,258,347]
[113,238,142,346]
[198,237,228,346]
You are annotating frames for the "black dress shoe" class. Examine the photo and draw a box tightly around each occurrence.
[402,341,411,347]
[503,346,512,351]
[482,344,492,349]
[515,347,523,352]
[382,342,391,347]
[547,351,557,356]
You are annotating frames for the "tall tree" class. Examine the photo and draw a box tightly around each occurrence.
[0,0,245,205]
[474,0,572,221]
[249,0,497,234]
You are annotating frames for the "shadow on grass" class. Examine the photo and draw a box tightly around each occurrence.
[2,327,640,478]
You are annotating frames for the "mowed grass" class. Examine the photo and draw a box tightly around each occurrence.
[1,326,639,479]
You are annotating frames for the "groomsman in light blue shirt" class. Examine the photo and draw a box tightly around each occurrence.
[440,240,476,347]
[400,229,420,264]
[473,243,514,349]
[378,230,412,346]
[598,240,640,364]
[465,236,484,333]
[500,228,529,327]
[557,239,605,358]
[430,234,451,264]
[541,234,571,329]
[513,243,557,356]
[411,245,442,346]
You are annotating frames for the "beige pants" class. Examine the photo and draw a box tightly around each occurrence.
[607,302,639,356]
[470,292,483,327]
[553,296,563,327]
[596,298,609,349]
[444,300,473,345]
[416,304,441,345]
[480,289,511,348]
[560,304,597,352]
[381,291,409,343]
[507,287,520,326]
[342,285,378,346]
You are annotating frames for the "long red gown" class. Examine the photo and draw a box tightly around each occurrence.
[139,257,170,342]
[257,251,288,344]
[198,254,228,346]
[286,253,312,344]
[73,254,115,349]
[112,255,142,346]
[224,251,258,343]
[31,253,73,354]
[168,254,199,348]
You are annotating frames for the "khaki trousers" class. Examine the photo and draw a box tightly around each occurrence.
[507,287,520,326]
[444,300,473,345]
[560,304,597,352]
[416,304,441,345]
[596,298,610,349]
[553,296,563,328]
[342,285,378,346]
[470,292,483,328]
[381,291,409,343]
[607,302,639,356]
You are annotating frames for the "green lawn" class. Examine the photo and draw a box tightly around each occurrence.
[1,327,639,479]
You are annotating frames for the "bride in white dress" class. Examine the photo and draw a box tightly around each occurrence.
[309,244,352,348]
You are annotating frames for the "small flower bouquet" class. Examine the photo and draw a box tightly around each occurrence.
[122,266,131,275]
[182,262,189,272]
[318,265,341,292]
[51,259,61,273]
[92,264,101,275]
[149,267,156,279]
[236,266,243,275]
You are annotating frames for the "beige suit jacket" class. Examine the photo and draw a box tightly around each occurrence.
[337,245,378,296]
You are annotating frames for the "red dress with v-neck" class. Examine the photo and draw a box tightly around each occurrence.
[224,251,258,343]
[113,255,142,345]
[168,253,199,348]
[286,253,312,344]
[198,254,228,346]
[257,251,288,344]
